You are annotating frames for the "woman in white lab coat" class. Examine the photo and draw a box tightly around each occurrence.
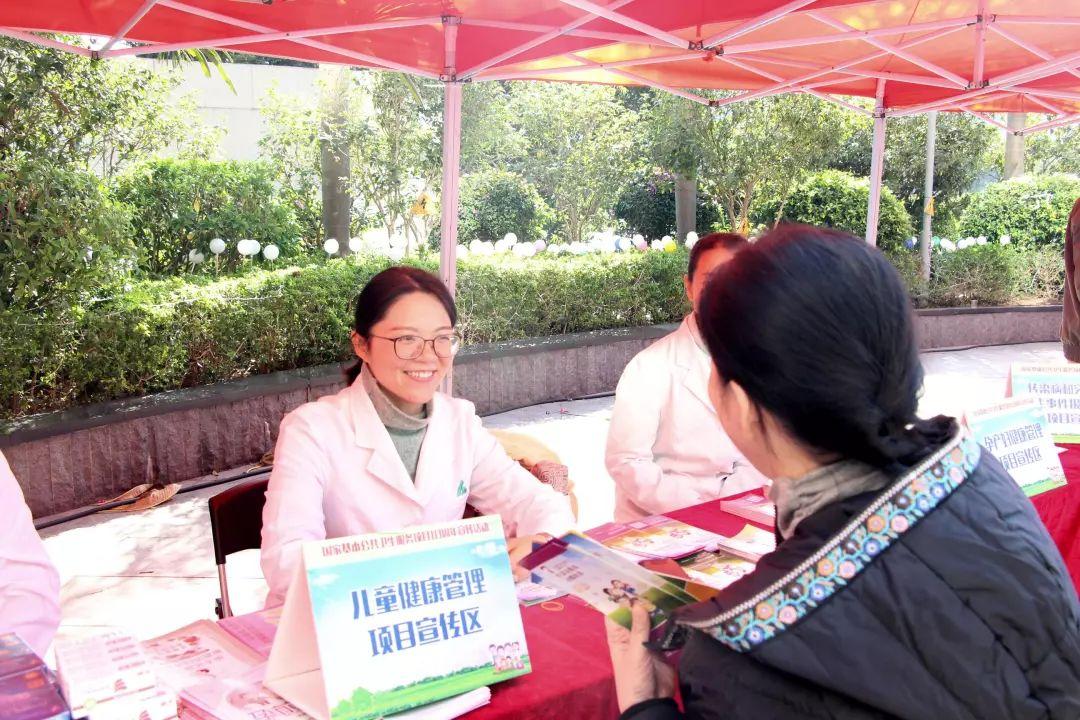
[0,450,61,656]
[606,233,767,522]
[261,267,576,607]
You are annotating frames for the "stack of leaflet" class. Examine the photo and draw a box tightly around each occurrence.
[589,514,775,563]
[719,493,777,527]
[0,633,71,720]
[586,513,775,593]
[54,632,177,719]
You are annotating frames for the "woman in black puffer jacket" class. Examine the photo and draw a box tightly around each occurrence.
[607,224,1080,720]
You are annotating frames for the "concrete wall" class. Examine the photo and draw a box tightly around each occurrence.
[2,307,1062,518]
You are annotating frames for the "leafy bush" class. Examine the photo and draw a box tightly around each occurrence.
[614,171,722,239]
[751,170,914,253]
[0,156,135,311]
[0,251,687,418]
[457,170,553,243]
[113,158,305,276]
[958,174,1080,248]
[927,243,1019,307]
[1012,244,1065,304]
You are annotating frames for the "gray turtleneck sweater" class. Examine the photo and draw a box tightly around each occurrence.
[360,365,431,480]
[769,459,891,539]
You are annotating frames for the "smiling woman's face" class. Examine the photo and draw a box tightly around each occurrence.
[352,291,454,413]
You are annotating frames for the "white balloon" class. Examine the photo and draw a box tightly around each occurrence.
[193,252,205,264]
[388,246,405,261]
[469,239,485,254]
[348,237,363,253]
[632,234,647,251]
[503,232,518,245]
[457,244,470,258]
[650,239,664,251]
[685,231,699,248]
[209,238,227,255]
[389,234,407,249]
[534,239,547,252]
[187,248,198,263]
[323,238,340,255]
[999,235,1012,245]
[236,239,252,256]
[262,244,280,261]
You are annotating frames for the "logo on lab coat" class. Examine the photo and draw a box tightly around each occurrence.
[456,479,468,497]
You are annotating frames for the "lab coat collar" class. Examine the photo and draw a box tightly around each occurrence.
[345,376,441,507]
[672,316,715,412]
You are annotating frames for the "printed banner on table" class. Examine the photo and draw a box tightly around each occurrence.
[1008,363,1080,442]
[966,397,1067,497]
[265,517,528,720]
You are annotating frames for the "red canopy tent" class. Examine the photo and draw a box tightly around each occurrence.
[3,0,1080,291]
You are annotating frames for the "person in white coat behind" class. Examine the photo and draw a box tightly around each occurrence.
[261,267,576,607]
[606,233,767,522]
[0,451,61,656]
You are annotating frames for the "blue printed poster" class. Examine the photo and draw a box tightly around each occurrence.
[966,397,1067,497]
[265,517,528,720]
[1008,363,1080,442]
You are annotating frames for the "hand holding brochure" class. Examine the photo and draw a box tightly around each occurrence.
[519,532,698,631]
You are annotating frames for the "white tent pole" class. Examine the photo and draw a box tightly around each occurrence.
[866,79,887,246]
[920,111,937,281]
[440,16,462,396]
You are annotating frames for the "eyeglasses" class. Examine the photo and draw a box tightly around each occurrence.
[369,333,462,360]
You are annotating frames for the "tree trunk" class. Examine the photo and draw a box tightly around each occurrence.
[674,173,697,241]
[1004,113,1026,179]
[319,66,352,255]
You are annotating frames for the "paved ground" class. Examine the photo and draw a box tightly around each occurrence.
[39,341,1063,642]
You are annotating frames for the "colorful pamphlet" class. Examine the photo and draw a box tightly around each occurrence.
[965,397,1067,497]
[178,664,310,720]
[719,493,776,526]
[54,631,164,719]
[514,581,564,606]
[0,633,49,680]
[590,514,774,563]
[662,551,756,590]
[520,531,697,631]
[265,516,529,720]
[1008,363,1080,442]
[218,606,284,661]
[143,621,264,694]
[0,667,71,720]
[588,516,726,559]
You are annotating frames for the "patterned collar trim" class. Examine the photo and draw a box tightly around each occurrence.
[680,430,980,652]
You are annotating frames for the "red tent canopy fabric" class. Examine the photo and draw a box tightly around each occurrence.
[3,0,1079,265]
[3,0,1079,121]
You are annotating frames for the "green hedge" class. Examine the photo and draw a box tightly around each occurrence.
[751,170,914,254]
[958,174,1080,248]
[113,158,305,276]
[0,252,687,419]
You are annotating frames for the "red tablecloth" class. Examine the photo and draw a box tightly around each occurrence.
[468,500,772,719]
[472,460,1080,718]
[1034,445,1080,590]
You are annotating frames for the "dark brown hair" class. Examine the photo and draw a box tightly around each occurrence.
[698,224,955,469]
[688,232,749,279]
[344,266,457,384]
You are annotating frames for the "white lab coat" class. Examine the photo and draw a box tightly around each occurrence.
[261,378,577,607]
[605,318,768,522]
[0,451,61,656]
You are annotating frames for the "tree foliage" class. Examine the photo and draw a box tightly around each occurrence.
[0,39,212,178]
[507,84,640,243]
[831,112,1000,231]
